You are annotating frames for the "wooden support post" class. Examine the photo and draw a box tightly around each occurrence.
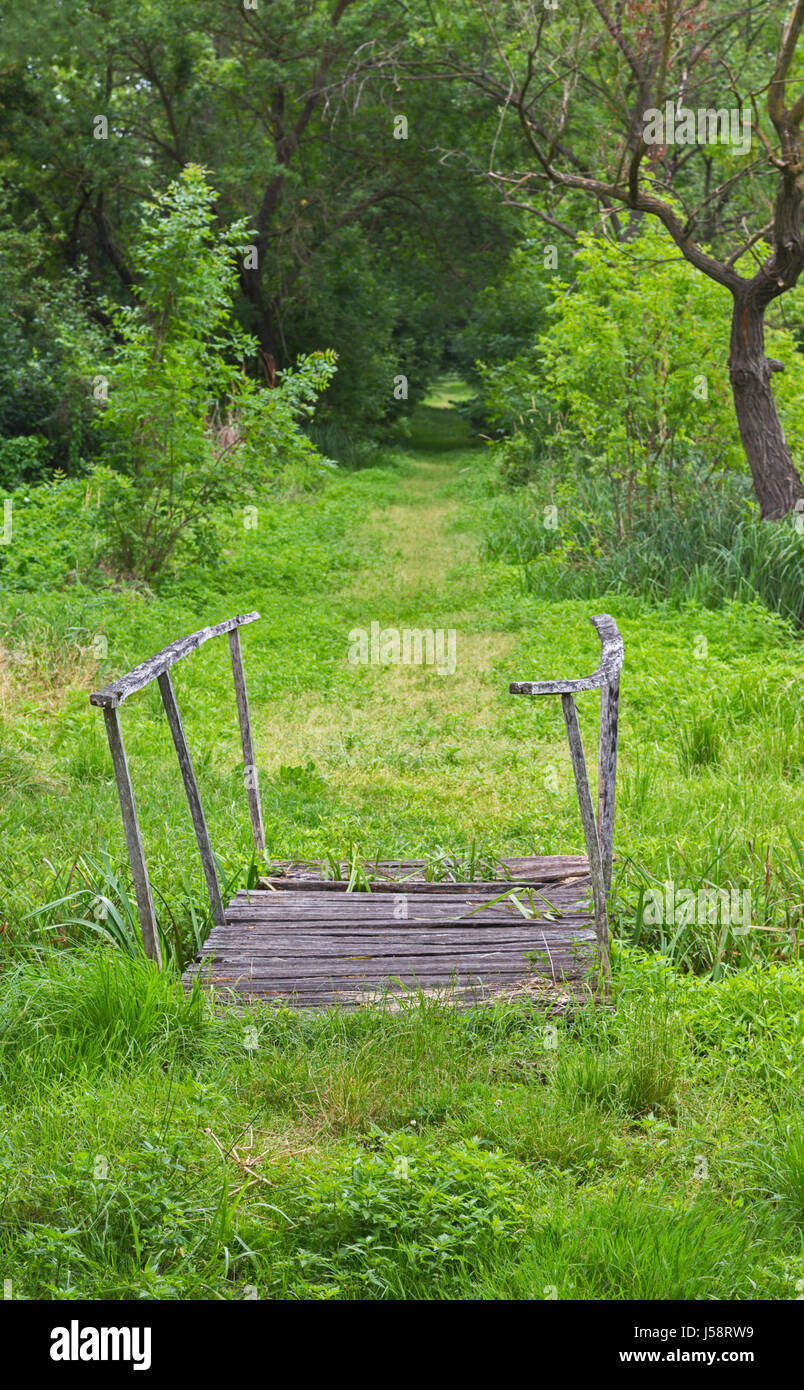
[102,706,162,967]
[597,676,620,894]
[561,693,611,989]
[158,670,224,926]
[228,626,265,855]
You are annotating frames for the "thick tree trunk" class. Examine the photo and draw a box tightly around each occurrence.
[240,264,283,365]
[728,289,804,518]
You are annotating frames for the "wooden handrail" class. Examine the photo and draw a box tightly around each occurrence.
[508,614,624,695]
[509,613,624,990]
[90,612,260,708]
[89,612,265,964]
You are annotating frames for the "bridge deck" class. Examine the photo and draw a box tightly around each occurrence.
[182,855,599,1008]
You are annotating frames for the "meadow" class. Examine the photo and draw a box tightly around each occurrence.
[0,386,802,1300]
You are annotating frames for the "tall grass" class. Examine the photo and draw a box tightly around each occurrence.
[0,942,799,1298]
[614,829,804,975]
[0,946,206,1088]
[483,480,804,626]
[3,845,254,969]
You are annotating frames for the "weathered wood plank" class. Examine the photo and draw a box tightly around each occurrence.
[101,707,162,966]
[561,693,610,987]
[187,969,590,993]
[224,906,591,923]
[259,854,589,888]
[191,967,590,987]
[225,892,591,919]
[158,670,224,926]
[191,985,580,1006]
[255,875,590,895]
[238,879,590,899]
[598,675,620,894]
[187,960,590,982]
[190,952,591,972]
[90,612,260,709]
[210,921,594,940]
[196,940,594,962]
[228,625,266,855]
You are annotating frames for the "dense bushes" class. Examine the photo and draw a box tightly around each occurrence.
[0,212,106,475]
[1,169,338,591]
[475,219,804,625]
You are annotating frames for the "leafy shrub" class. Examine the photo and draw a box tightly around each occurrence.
[0,436,51,490]
[480,218,804,519]
[0,210,107,471]
[83,166,336,581]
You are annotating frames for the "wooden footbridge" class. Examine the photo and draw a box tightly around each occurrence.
[89,612,623,1007]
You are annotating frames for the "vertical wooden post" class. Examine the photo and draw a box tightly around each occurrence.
[228,626,265,855]
[561,693,611,989]
[158,670,224,926]
[102,706,162,967]
[597,675,620,894]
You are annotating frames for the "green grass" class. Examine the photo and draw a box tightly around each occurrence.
[0,944,800,1299]
[0,386,802,1298]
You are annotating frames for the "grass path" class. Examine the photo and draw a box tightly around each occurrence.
[253,401,526,855]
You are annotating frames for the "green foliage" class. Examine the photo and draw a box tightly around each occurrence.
[271,1137,528,1298]
[452,237,559,390]
[0,213,107,471]
[0,467,121,593]
[90,166,336,580]
[0,0,510,442]
[668,959,804,1085]
[0,436,51,490]
[481,219,804,510]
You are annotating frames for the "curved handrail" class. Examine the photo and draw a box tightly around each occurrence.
[508,613,624,696]
[90,611,260,708]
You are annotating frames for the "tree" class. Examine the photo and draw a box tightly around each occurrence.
[88,166,336,580]
[0,0,511,433]
[418,0,804,518]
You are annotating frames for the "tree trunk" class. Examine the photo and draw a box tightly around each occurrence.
[239,263,284,365]
[729,289,804,519]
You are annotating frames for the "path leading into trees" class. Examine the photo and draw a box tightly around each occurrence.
[180,384,603,1008]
